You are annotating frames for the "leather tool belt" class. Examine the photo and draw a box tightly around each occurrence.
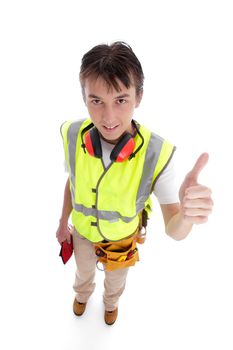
[94,210,148,272]
[94,228,139,272]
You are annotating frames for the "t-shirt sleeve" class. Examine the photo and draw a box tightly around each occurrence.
[153,154,179,204]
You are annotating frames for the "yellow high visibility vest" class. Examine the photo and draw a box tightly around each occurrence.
[61,118,175,243]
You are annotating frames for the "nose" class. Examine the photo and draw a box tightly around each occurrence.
[102,105,116,125]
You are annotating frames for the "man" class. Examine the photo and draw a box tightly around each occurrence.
[56,41,213,325]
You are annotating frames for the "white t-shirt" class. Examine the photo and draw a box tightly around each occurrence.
[64,137,179,205]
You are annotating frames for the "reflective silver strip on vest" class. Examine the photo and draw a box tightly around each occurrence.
[73,204,134,223]
[67,119,85,208]
[67,122,163,222]
[136,133,163,213]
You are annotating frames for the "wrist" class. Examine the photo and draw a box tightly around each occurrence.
[59,217,68,227]
[166,211,193,241]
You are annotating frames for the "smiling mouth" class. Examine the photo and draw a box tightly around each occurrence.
[103,125,119,131]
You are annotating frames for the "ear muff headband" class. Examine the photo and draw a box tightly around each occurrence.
[88,127,102,158]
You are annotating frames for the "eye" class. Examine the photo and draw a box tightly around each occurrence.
[117,98,126,104]
[91,99,102,105]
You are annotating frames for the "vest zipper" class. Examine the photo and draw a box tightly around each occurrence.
[95,161,114,241]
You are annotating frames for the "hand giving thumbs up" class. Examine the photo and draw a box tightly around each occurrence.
[179,153,213,224]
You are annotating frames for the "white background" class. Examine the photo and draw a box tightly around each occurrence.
[0,1,232,349]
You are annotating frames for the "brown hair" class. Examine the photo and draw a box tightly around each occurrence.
[79,41,144,99]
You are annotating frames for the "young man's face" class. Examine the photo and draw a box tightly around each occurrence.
[83,75,142,143]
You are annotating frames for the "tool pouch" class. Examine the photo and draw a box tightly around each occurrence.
[94,232,139,272]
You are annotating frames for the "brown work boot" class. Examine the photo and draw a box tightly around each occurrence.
[73,298,87,316]
[104,308,118,325]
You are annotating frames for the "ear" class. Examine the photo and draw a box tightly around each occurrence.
[135,90,143,108]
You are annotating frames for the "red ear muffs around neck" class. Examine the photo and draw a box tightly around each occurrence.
[84,127,136,162]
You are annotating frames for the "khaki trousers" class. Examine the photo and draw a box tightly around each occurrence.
[72,229,129,311]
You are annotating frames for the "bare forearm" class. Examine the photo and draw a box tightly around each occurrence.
[59,178,73,225]
[166,211,193,241]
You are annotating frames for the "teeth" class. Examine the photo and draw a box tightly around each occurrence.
[105,126,117,129]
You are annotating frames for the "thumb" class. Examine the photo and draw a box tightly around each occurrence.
[66,232,71,244]
[188,152,209,184]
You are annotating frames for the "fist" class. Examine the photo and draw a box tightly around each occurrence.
[56,223,73,244]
